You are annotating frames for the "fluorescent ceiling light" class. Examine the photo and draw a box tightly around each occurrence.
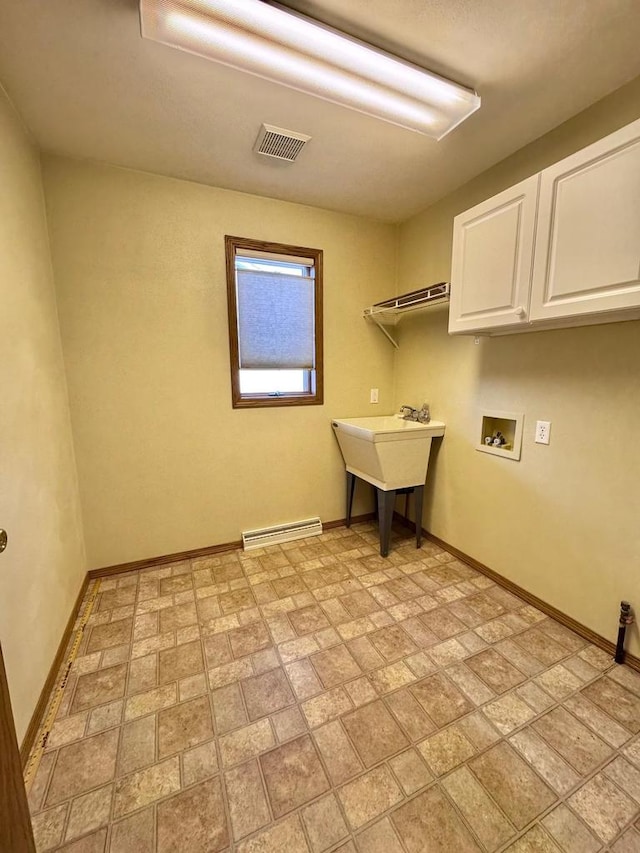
[139,0,480,139]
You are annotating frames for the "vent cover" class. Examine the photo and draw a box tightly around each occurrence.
[242,517,323,550]
[254,124,311,162]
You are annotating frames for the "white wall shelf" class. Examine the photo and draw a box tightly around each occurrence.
[364,283,450,347]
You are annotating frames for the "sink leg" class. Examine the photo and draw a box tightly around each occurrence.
[346,472,356,527]
[377,488,395,557]
[414,485,424,549]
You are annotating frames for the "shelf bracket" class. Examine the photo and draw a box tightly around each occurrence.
[368,314,399,348]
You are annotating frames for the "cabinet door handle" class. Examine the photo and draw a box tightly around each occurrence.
[515,306,527,318]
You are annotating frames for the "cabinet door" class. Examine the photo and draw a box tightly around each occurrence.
[530,118,640,321]
[448,175,539,335]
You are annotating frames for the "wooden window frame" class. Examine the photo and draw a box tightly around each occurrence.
[225,235,324,409]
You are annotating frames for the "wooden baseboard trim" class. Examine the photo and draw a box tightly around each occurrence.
[89,513,377,580]
[89,540,242,579]
[20,574,90,768]
[393,512,640,674]
[324,513,376,531]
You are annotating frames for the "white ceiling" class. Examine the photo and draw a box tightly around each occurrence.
[1,0,640,222]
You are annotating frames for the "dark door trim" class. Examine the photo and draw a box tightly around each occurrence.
[0,642,36,852]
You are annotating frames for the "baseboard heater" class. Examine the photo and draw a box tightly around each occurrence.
[242,517,323,550]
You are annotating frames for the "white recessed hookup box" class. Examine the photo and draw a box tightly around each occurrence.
[477,410,524,461]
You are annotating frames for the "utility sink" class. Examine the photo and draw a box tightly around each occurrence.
[332,416,445,491]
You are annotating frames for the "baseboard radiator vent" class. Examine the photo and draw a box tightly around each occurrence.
[242,517,323,550]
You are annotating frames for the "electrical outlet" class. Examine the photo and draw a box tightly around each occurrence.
[370,388,379,404]
[535,420,551,444]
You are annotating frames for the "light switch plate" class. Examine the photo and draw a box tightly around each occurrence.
[370,388,379,403]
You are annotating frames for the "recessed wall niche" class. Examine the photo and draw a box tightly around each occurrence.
[477,410,524,461]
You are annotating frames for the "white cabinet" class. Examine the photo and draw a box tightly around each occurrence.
[530,121,640,322]
[449,118,640,335]
[448,176,539,335]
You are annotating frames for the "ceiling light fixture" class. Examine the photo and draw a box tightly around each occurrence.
[139,0,481,139]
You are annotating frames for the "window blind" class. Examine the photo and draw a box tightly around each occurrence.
[237,248,315,266]
[236,269,315,369]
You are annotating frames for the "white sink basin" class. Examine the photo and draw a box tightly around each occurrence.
[332,415,445,490]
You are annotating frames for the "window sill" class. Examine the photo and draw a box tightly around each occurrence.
[232,394,323,409]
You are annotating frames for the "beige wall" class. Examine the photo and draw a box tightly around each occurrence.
[0,87,86,741]
[395,75,640,656]
[43,157,397,569]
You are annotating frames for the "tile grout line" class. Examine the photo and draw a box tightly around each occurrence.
[206,553,253,852]
[228,540,362,851]
[425,670,630,849]
[251,540,574,841]
[194,554,235,852]
[238,543,349,851]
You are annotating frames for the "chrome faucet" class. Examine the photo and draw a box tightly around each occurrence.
[399,405,418,420]
[399,403,431,423]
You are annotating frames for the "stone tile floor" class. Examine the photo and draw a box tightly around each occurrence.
[25,522,640,852]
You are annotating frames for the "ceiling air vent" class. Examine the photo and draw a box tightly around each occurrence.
[254,124,311,163]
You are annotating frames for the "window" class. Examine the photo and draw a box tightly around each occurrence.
[225,236,323,408]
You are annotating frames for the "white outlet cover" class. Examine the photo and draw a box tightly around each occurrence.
[370,388,379,403]
[535,420,551,444]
